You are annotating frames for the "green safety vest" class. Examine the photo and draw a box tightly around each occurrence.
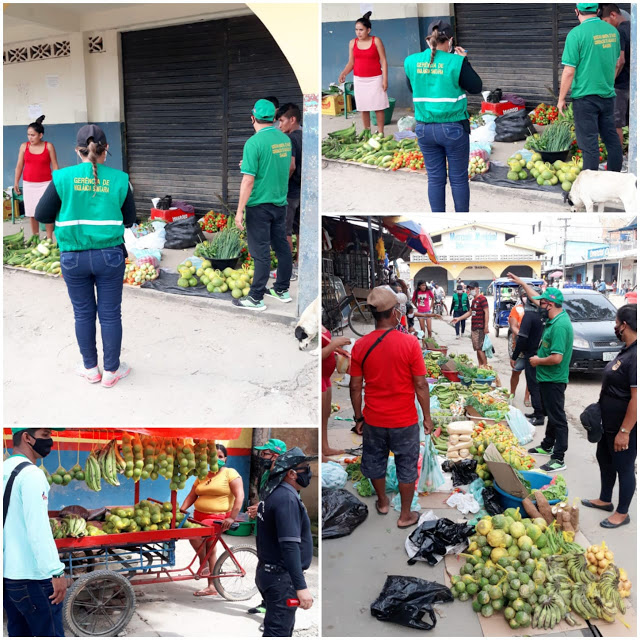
[452,292,469,312]
[52,163,130,252]
[404,49,468,123]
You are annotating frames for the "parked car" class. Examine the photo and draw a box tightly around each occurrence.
[561,288,623,373]
[624,289,637,305]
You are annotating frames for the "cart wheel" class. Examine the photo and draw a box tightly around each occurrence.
[213,544,259,602]
[63,569,135,637]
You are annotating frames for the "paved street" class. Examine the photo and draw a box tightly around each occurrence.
[323,297,636,637]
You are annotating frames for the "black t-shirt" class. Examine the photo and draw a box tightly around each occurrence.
[601,341,636,402]
[615,21,630,90]
[287,128,303,200]
[256,482,313,569]
[512,309,544,360]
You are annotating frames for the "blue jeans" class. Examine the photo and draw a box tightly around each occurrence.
[415,122,470,212]
[60,247,126,372]
[3,578,64,637]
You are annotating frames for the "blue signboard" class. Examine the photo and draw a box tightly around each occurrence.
[587,246,609,260]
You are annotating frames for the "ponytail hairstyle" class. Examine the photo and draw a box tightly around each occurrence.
[428,28,451,66]
[28,114,45,135]
[77,137,107,196]
[356,11,372,30]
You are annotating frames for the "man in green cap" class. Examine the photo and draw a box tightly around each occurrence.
[234,99,293,312]
[3,428,67,637]
[558,3,623,172]
[509,275,574,472]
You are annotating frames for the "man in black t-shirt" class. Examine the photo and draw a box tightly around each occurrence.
[602,4,630,146]
[256,447,316,636]
[277,104,303,277]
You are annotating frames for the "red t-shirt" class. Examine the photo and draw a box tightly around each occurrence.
[471,294,488,330]
[322,328,336,393]
[353,36,382,77]
[351,329,426,428]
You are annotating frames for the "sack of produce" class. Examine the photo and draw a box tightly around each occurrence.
[494,110,535,143]
[370,575,453,630]
[321,461,348,490]
[164,217,205,250]
[397,116,417,132]
[321,488,368,539]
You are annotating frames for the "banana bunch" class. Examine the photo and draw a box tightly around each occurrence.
[570,583,600,620]
[84,452,102,492]
[63,515,87,538]
[49,518,68,539]
[532,593,567,629]
[598,566,625,615]
[97,439,121,487]
[566,553,596,584]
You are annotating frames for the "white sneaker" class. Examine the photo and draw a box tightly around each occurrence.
[101,362,131,388]
[76,364,102,384]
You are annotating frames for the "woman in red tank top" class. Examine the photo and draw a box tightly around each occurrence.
[338,11,390,134]
[14,115,59,239]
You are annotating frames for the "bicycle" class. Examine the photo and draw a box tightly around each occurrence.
[433,299,445,316]
[329,283,375,337]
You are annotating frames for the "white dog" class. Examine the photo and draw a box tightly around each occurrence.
[295,295,319,353]
[564,170,637,213]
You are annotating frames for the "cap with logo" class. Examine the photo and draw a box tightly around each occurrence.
[427,20,454,39]
[252,99,276,121]
[532,287,564,305]
[254,438,287,454]
[576,3,599,12]
[366,286,399,312]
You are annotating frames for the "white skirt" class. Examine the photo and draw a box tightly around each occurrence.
[354,75,390,112]
[22,180,51,218]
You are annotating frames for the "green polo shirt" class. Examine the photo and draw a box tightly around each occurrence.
[536,310,574,384]
[562,17,620,99]
[240,126,291,208]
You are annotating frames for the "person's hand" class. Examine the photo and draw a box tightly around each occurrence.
[614,430,630,452]
[529,356,541,368]
[434,314,442,320]
[296,588,314,610]
[423,417,434,435]
[221,517,235,532]
[510,360,517,369]
[50,576,67,605]
[452,317,459,324]
[557,98,567,117]
[338,72,346,84]
[382,79,388,91]
[506,272,523,285]
[247,504,259,519]
[484,328,489,335]
[354,418,364,436]
[454,46,468,57]
[235,211,244,231]
[13,184,21,196]
[330,337,351,350]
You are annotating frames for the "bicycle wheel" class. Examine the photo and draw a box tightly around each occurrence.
[213,544,259,601]
[348,303,375,337]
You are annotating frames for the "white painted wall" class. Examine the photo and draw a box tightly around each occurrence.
[322,3,452,22]
[84,30,122,123]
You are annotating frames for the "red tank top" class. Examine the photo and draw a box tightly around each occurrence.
[353,36,382,77]
[23,142,53,183]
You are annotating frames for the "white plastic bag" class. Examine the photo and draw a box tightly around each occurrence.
[470,124,496,144]
[124,221,167,251]
[506,406,536,445]
[397,116,417,132]
[446,491,480,515]
[321,461,348,490]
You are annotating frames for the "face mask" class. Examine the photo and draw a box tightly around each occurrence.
[295,469,312,488]
[394,310,402,326]
[29,436,54,458]
[217,459,226,468]
[258,457,273,470]
[614,325,624,341]
[539,306,549,321]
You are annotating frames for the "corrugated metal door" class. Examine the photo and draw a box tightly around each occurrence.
[122,16,301,216]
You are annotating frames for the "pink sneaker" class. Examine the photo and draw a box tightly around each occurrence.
[76,365,102,384]
[101,362,131,388]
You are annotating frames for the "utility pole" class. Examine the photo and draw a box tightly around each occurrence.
[559,217,570,282]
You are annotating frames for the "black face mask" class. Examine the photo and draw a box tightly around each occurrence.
[614,325,624,341]
[538,306,549,321]
[258,457,273,470]
[295,469,312,488]
[29,436,54,458]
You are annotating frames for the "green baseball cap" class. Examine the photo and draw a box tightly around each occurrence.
[576,3,599,12]
[254,438,287,454]
[10,428,65,434]
[532,287,564,305]
[252,99,276,121]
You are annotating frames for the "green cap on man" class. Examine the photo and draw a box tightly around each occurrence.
[252,99,276,121]
[533,287,564,305]
[254,438,287,454]
[576,3,599,12]
[10,428,65,434]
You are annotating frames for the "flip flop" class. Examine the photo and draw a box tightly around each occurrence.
[581,499,614,512]
[397,512,421,529]
[375,500,389,516]
[194,589,219,597]
[524,399,532,407]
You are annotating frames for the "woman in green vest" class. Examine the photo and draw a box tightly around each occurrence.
[450,283,470,338]
[35,125,136,388]
[404,21,483,212]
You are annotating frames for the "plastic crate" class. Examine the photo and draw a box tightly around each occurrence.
[150,208,194,223]
[481,101,525,116]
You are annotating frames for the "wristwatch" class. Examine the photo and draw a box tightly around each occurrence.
[354,415,364,423]
[620,428,629,434]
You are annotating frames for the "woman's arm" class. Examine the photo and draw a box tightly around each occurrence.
[180,483,199,512]
[458,58,483,94]
[338,40,356,83]
[221,477,245,532]
[34,182,62,224]
[376,38,389,91]
[122,186,137,228]
[14,144,26,194]
[614,387,636,453]
[48,143,60,171]
[322,336,350,359]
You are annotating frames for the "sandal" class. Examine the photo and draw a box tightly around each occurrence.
[524,399,532,407]
[375,500,389,516]
[397,512,420,529]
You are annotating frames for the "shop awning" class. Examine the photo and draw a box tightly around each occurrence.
[612,217,637,232]
[382,217,439,264]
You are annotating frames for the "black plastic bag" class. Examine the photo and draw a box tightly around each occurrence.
[482,487,503,516]
[486,88,503,103]
[370,575,453,630]
[408,517,474,565]
[494,110,535,143]
[441,459,478,487]
[322,489,368,539]
[163,217,205,249]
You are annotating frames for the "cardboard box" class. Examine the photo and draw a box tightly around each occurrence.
[481,100,525,117]
[321,94,353,116]
[483,443,528,498]
[3,199,12,221]
[150,208,194,224]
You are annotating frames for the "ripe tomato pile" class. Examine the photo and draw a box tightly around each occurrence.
[390,150,425,171]
[530,103,559,125]
[198,211,228,233]
[570,138,608,163]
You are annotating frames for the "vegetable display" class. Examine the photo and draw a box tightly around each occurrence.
[3,234,61,275]
[124,261,159,286]
[195,228,242,260]
[176,259,254,297]
[528,122,573,153]
[509,151,584,191]
[198,211,229,233]
[529,103,559,126]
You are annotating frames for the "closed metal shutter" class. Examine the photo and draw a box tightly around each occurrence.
[122,16,301,216]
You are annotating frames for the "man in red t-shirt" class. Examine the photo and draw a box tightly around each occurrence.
[350,286,434,529]
[453,281,490,365]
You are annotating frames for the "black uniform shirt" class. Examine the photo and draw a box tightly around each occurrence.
[512,308,544,360]
[601,340,637,402]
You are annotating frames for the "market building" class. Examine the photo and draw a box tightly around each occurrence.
[3,2,319,312]
[409,223,545,293]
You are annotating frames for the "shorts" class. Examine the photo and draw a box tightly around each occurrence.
[512,355,526,372]
[471,328,485,351]
[361,422,420,484]
[193,510,230,525]
[285,197,300,237]
[614,88,629,128]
